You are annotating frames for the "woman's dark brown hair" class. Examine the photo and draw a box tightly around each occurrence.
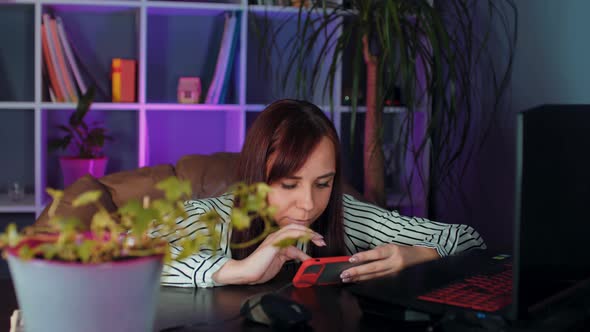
[231,99,346,259]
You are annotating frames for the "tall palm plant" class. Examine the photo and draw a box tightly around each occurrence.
[252,0,517,209]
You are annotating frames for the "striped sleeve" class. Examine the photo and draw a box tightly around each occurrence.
[154,194,234,288]
[342,194,486,257]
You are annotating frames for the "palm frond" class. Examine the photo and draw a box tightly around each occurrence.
[253,0,517,210]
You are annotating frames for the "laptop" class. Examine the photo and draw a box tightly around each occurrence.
[348,105,590,326]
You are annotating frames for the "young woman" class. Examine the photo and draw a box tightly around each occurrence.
[160,99,485,288]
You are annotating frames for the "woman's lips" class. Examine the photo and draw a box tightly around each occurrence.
[285,217,311,226]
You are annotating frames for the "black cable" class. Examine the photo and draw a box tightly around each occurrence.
[160,281,295,332]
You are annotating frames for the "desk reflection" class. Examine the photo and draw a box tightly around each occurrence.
[155,276,364,332]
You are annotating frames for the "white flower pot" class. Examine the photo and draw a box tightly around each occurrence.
[7,251,163,332]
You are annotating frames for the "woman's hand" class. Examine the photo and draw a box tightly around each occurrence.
[213,224,326,285]
[339,244,440,283]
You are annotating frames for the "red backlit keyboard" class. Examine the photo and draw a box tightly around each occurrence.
[417,264,512,312]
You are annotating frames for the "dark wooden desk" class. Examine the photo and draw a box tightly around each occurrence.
[3,272,589,332]
[154,271,366,332]
[0,267,407,332]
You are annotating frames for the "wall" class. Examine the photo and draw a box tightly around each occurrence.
[434,0,590,252]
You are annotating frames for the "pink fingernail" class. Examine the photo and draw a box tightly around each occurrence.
[349,256,358,263]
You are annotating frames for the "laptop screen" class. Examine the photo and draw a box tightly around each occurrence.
[515,105,590,316]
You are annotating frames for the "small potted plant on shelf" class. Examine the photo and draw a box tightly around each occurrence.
[48,86,112,187]
[0,178,278,332]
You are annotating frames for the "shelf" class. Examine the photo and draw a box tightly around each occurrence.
[41,0,141,11]
[145,110,241,165]
[0,0,425,221]
[249,5,339,16]
[41,102,140,110]
[146,11,240,104]
[246,11,335,105]
[0,4,35,103]
[0,102,36,110]
[44,110,139,191]
[148,1,242,15]
[0,194,36,213]
[246,104,336,112]
[0,0,35,4]
[146,103,242,111]
[340,106,408,113]
[44,5,138,103]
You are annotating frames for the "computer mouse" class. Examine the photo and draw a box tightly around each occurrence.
[240,293,312,330]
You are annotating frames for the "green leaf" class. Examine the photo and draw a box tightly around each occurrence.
[46,188,64,202]
[38,243,59,260]
[0,223,20,247]
[118,199,142,217]
[77,240,96,263]
[230,209,250,230]
[58,217,82,233]
[72,190,102,207]
[90,210,114,233]
[46,188,64,218]
[200,210,222,225]
[156,177,192,201]
[130,209,154,238]
[18,245,34,260]
[273,237,299,248]
[152,200,175,218]
[255,183,272,200]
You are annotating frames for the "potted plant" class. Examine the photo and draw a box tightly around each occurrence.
[0,179,279,332]
[253,0,517,210]
[49,86,112,187]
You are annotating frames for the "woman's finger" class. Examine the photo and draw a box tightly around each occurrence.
[343,269,397,283]
[340,259,391,280]
[277,224,323,239]
[270,227,323,243]
[349,244,397,263]
[282,246,312,261]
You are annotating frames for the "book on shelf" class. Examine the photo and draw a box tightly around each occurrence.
[205,13,239,105]
[56,17,87,96]
[41,60,56,102]
[111,58,136,103]
[41,20,65,102]
[42,14,70,102]
[41,13,97,103]
[205,13,230,104]
[49,17,77,103]
[41,14,94,103]
[218,14,240,104]
[65,35,110,101]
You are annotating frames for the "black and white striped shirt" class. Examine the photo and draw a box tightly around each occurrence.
[159,193,486,288]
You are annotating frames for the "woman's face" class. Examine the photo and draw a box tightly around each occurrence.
[267,136,336,228]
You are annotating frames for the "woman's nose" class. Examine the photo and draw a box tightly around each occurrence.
[296,187,314,211]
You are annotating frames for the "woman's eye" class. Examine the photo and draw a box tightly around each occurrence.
[281,183,297,189]
[316,182,331,188]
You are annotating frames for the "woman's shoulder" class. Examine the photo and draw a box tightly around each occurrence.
[341,193,399,217]
[342,193,383,209]
[184,193,235,215]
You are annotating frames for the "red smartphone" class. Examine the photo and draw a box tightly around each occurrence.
[292,256,361,288]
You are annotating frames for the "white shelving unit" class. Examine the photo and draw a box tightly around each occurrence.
[0,0,358,219]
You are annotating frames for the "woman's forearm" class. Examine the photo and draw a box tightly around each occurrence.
[212,258,253,285]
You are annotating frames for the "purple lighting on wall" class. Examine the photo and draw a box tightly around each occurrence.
[145,110,227,166]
